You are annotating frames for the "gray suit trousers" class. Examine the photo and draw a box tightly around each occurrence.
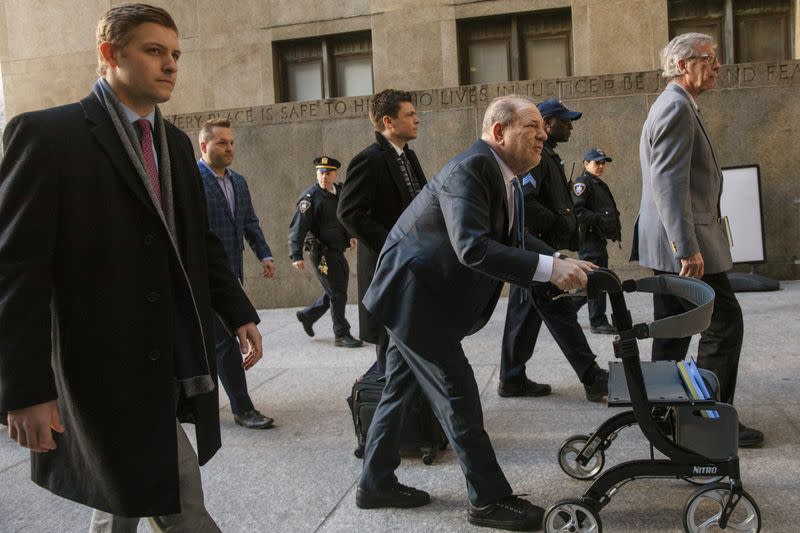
[89,420,220,533]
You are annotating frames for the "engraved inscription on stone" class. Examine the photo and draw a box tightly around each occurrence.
[165,60,800,130]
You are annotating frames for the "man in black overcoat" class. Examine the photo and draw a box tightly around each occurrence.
[337,89,427,373]
[0,5,261,531]
[355,95,595,531]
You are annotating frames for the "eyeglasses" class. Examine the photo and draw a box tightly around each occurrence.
[690,53,719,65]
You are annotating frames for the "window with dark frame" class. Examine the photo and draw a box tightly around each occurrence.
[275,31,373,103]
[458,9,572,85]
[668,0,792,64]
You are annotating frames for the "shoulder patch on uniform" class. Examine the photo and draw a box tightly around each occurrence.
[298,199,311,213]
[573,182,586,196]
[522,173,536,187]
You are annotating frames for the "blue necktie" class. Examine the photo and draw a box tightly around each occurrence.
[512,177,530,303]
[512,177,525,250]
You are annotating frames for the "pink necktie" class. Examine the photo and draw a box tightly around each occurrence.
[135,119,161,204]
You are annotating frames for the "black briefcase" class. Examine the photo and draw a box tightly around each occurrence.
[346,370,448,465]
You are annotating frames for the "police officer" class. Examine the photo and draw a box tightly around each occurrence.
[289,157,363,348]
[498,99,608,402]
[572,148,621,334]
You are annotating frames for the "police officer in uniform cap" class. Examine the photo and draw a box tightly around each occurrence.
[572,148,621,334]
[498,99,608,402]
[289,157,363,348]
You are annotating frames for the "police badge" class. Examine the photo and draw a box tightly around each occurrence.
[573,182,586,196]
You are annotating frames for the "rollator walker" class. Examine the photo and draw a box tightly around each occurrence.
[544,269,760,533]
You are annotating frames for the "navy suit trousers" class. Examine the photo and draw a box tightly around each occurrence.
[213,317,254,415]
[360,330,513,506]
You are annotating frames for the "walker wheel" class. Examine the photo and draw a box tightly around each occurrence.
[558,434,605,480]
[683,482,761,533]
[422,453,434,465]
[544,498,602,533]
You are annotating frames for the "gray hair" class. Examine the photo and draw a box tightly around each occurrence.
[660,32,716,78]
[481,95,535,135]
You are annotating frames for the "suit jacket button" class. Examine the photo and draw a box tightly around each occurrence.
[148,349,160,361]
[144,234,154,246]
[146,291,160,302]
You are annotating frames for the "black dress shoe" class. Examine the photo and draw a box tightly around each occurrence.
[234,409,275,430]
[498,378,552,398]
[583,367,608,403]
[590,323,616,335]
[468,495,544,531]
[738,422,764,448]
[296,311,314,337]
[0,412,7,426]
[356,483,431,509]
[335,334,363,348]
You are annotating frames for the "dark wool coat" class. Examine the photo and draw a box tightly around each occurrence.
[337,131,426,343]
[0,93,258,517]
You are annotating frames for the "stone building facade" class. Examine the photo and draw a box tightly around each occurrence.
[1,0,798,308]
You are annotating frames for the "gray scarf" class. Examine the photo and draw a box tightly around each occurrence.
[92,78,214,398]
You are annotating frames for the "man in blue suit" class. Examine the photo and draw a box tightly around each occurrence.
[355,95,594,531]
[198,118,275,430]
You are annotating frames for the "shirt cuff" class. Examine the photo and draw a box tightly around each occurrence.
[532,254,554,282]
[260,256,273,262]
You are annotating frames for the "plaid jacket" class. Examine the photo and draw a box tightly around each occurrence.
[198,160,272,281]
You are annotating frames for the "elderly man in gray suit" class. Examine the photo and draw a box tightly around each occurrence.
[632,32,763,448]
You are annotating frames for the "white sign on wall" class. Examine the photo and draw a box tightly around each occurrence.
[720,165,766,264]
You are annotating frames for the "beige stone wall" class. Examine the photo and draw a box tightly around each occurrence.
[571,0,669,75]
[1,2,799,310]
[0,0,698,118]
[165,61,800,309]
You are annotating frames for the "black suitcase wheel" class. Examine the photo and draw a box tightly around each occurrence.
[422,453,434,465]
[354,445,364,459]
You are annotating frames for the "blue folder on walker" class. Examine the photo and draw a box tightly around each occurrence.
[676,359,719,418]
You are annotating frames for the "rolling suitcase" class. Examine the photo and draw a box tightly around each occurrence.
[347,370,448,465]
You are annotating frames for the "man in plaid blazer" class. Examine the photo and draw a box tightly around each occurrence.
[198,118,275,430]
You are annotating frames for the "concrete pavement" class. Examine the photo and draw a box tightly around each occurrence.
[2,281,799,532]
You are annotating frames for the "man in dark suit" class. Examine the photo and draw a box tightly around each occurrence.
[337,89,427,374]
[198,118,275,430]
[633,32,762,447]
[355,95,594,531]
[0,5,261,531]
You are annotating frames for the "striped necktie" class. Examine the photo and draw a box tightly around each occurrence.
[398,152,420,197]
